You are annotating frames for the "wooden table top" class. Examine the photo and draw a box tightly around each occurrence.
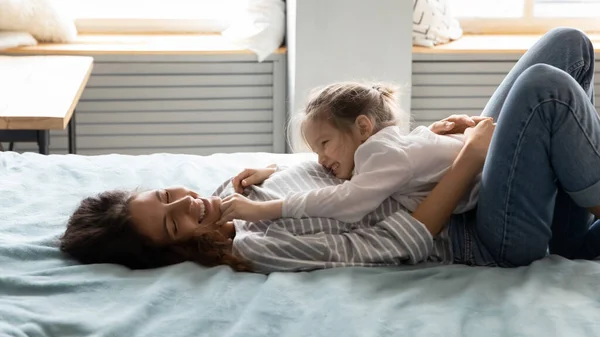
[0,55,93,130]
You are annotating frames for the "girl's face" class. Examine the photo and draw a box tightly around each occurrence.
[303,119,365,179]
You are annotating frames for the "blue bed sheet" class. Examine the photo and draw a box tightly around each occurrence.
[1,151,599,337]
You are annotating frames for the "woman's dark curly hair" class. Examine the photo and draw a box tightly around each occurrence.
[60,190,251,272]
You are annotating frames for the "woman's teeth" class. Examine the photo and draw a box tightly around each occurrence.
[198,200,206,223]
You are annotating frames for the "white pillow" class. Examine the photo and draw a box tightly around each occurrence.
[0,0,77,43]
[412,0,462,47]
[0,31,38,49]
[222,0,285,62]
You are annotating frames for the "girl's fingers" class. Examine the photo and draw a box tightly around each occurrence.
[242,173,262,186]
[217,209,234,225]
[232,179,243,194]
[233,169,253,190]
[222,194,235,203]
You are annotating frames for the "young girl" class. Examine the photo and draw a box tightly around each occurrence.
[218,82,490,224]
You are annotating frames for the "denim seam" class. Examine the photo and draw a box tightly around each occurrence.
[502,98,599,265]
[566,59,590,92]
[463,215,474,265]
[566,59,584,74]
[502,99,569,266]
[501,106,540,267]
[543,99,600,160]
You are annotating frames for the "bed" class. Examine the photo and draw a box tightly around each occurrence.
[1,151,600,337]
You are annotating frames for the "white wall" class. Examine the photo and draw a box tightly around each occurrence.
[286,0,413,152]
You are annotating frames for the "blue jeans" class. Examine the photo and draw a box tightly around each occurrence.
[450,27,600,267]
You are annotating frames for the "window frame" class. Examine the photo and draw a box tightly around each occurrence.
[456,0,600,34]
[51,0,237,34]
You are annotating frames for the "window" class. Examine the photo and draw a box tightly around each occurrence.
[51,0,245,33]
[450,0,600,34]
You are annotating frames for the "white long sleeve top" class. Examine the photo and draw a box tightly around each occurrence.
[282,126,481,223]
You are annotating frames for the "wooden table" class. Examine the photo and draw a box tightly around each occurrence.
[0,55,93,154]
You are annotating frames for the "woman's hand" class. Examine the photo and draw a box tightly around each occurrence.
[217,193,282,225]
[232,165,277,194]
[463,118,496,165]
[429,114,492,135]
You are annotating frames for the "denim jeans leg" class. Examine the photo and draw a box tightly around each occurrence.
[475,28,597,262]
[549,187,595,258]
[476,64,600,267]
[481,27,595,120]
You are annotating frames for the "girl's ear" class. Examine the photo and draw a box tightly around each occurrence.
[355,115,374,141]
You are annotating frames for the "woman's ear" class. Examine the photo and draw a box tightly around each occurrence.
[355,115,374,141]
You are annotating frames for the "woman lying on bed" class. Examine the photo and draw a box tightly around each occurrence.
[61,28,600,273]
[60,115,486,273]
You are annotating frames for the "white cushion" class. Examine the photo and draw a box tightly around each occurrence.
[222,0,285,62]
[0,31,37,49]
[412,0,462,47]
[0,0,77,42]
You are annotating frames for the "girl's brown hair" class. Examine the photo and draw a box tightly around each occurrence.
[296,81,404,150]
[60,190,251,272]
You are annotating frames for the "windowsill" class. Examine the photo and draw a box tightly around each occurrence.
[1,33,597,56]
[2,33,286,55]
[413,33,600,54]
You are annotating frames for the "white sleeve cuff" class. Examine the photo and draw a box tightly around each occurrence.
[282,193,306,218]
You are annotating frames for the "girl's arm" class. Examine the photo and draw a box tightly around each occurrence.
[283,140,415,223]
[412,120,494,236]
[220,121,494,226]
[220,141,415,224]
[224,141,486,228]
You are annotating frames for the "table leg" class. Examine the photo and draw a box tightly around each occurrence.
[37,130,49,155]
[68,110,77,154]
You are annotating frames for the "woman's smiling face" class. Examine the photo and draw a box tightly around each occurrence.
[128,186,234,245]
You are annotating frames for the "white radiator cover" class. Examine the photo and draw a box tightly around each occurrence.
[5,52,599,154]
[9,53,287,155]
[411,53,600,128]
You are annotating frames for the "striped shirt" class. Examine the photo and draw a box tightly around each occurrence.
[213,161,453,273]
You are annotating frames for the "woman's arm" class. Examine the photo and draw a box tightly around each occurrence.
[412,120,494,236]
[411,147,483,236]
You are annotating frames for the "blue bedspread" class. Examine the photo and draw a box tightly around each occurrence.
[1,151,600,337]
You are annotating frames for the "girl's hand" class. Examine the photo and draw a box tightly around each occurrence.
[429,114,492,135]
[232,165,277,194]
[463,118,496,165]
[217,193,282,224]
